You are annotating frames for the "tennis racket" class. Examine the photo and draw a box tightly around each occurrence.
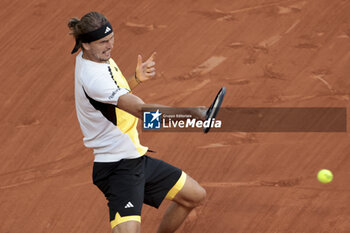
[203,86,226,133]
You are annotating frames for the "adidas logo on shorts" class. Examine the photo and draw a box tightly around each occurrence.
[125,201,134,208]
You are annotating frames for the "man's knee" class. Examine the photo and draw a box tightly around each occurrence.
[173,175,207,209]
[190,184,206,207]
[112,221,140,233]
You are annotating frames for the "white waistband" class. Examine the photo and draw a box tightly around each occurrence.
[94,153,141,162]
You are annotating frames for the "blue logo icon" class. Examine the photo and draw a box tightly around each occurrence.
[143,110,162,129]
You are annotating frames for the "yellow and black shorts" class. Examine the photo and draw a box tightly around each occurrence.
[92,155,186,229]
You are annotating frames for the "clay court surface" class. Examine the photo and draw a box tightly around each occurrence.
[1,0,350,232]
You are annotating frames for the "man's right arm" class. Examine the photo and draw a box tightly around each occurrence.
[117,93,145,119]
[117,93,206,121]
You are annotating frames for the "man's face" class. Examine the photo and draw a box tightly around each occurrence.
[83,32,115,62]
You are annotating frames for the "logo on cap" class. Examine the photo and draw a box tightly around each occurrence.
[105,26,111,34]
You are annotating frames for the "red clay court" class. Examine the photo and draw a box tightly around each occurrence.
[1,0,350,232]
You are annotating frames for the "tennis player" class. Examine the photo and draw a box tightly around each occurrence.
[68,11,206,233]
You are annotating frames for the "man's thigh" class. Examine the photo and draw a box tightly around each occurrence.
[93,157,145,229]
[143,155,182,208]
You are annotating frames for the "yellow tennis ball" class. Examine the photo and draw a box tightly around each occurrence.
[317,169,333,184]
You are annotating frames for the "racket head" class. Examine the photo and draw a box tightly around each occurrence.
[203,86,226,133]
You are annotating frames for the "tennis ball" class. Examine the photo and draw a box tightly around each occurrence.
[317,169,333,184]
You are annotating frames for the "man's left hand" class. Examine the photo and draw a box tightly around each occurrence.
[135,52,156,83]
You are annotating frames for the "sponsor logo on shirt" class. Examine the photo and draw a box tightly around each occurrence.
[108,88,120,100]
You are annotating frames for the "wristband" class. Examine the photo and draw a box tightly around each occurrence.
[135,72,141,84]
